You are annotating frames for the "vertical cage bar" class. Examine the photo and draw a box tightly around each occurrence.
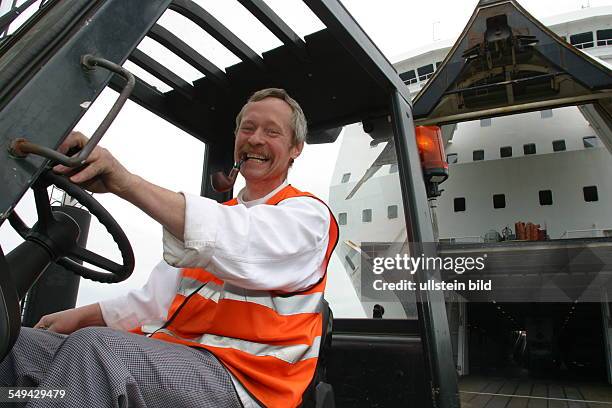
[391,90,460,408]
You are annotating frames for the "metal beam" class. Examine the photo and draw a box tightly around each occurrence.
[416,91,612,126]
[391,90,460,408]
[0,0,17,17]
[170,0,265,71]
[0,0,37,33]
[109,74,215,144]
[128,48,194,99]
[579,99,612,155]
[303,0,411,105]
[441,124,457,146]
[602,289,612,384]
[1,0,18,37]
[147,24,229,89]
[0,0,100,106]
[236,0,309,62]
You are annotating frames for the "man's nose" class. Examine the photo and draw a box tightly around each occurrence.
[247,128,265,144]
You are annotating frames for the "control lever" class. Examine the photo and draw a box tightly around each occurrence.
[8,54,135,167]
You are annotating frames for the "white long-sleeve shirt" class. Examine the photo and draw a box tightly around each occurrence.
[99,181,331,330]
[98,182,331,407]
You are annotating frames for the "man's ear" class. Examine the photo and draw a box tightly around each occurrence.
[291,141,304,159]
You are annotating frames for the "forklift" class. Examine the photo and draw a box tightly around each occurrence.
[0,0,610,406]
[0,0,458,407]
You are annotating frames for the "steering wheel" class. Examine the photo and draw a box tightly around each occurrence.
[8,169,135,283]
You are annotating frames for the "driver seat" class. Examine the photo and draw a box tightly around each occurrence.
[299,299,335,408]
[0,246,21,363]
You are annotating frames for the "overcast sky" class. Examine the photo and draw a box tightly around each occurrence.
[1,0,610,318]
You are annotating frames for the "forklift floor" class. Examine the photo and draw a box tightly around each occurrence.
[459,375,612,407]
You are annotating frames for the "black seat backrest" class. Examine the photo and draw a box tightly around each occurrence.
[0,247,21,362]
[299,299,333,408]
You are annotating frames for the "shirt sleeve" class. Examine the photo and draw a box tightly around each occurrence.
[99,260,181,330]
[163,193,331,292]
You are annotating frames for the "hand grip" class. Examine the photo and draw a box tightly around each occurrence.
[8,54,135,167]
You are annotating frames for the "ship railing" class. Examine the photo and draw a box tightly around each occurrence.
[572,40,595,49]
[439,236,484,244]
[402,78,418,86]
[597,39,612,47]
[560,228,612,239]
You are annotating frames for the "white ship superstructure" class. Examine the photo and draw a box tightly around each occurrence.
[330,7,612,300]
[334,6,612,241]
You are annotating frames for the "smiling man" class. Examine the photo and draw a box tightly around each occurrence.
[234,93,305,200]
[1,89,338,408]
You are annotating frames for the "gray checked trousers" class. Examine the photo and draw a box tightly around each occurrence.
[0,327,242,408]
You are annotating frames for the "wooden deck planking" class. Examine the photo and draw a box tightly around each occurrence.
[504,381,533,408]
[548,383,569,408]
[486,380,520,408]
[459,376,612,408]
[563,386,589,408]
[527,383,549,408]
[577,382,612,407]
[467,379,507,407]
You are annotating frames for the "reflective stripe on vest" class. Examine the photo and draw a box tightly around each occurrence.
[135,185,339,408]
[154,329,322,365]
[172,278,325,315]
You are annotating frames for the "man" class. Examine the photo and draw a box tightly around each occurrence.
[1,89,338,408]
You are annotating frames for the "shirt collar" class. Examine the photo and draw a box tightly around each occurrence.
[237,180,289,208]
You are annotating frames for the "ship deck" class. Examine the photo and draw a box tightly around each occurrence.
[437,237,612,303]
[459,375,612,407]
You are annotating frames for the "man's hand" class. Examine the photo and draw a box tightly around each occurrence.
[53,131,138,195]
[54,130,186,240]
[34,304,106,334]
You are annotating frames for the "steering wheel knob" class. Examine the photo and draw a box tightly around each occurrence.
[27,211,80,258]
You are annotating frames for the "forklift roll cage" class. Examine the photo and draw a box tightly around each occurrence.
[4,0,612,404]
[3,0,611,405]
[0,0,461,406]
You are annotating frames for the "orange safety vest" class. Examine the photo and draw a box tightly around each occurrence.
[131,185,339,408]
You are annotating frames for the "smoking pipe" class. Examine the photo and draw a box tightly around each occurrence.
[211,159,244,192]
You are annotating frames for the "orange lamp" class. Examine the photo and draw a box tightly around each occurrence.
[416,126,448,185]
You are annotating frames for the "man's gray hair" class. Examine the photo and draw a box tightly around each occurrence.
[234,88,307,145]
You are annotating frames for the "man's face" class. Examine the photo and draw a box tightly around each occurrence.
[234,97,303,186]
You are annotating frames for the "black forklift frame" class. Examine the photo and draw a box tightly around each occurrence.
[0,0,459,406]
